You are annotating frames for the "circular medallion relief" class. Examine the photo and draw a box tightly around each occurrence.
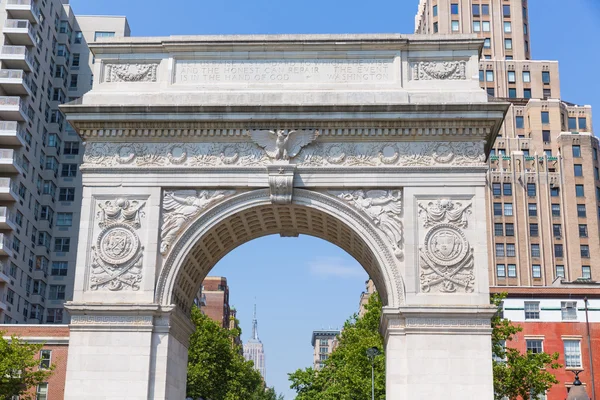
[424,224,469,267]
[97,223,140,265]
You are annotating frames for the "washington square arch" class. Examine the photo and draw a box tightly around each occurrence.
[60,33,508,399]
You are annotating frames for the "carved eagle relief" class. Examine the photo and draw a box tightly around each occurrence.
[249,129,320,160]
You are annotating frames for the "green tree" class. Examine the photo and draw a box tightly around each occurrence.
[251,387,285,400]
[186,307,279,400]
[289,293,385,400]
[0,332,54,400]
[491,294,561,400]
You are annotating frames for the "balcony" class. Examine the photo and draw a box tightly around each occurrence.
[0,149,24,174]
[0,207,16,231]
[0,121,26,147]
[0,69,32,95]
[0,46,34,71]
[0,178,18,201]
[0,233,13,256]
[0,96,28,121]
[3,19,35,46]
[5,0,40,24]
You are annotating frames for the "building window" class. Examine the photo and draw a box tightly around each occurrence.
[451,3,459,14]
[508,264,517,277]
[479,70,485,82]
[523,71,531,82]
[64,142,80,155]
[482,4,489,15]
[36,383,48,400]
[577,204,586,218]
[504,39,513,50]
[507,71,516,83]
[504,203,513,216]
[554,244,563,258]
[506,244,516,257]
[532,264,542,278]
[46,308,64,324]
[57,212,73,226]
[564,340,582,368]
[542,130,551,142]
[72,53,81,67]
[505,223,514,236]
[433,22,438,33]
[556,265,565,279]
[551,188,560,198]
[579,117,587,130]
[531,244,540,258]
[49,285,66,300]
[528,203,537,217]
[529,223,538,237]
[39,350,52,369]
[61,164,78,177]
[503,4,511,16]
[504,21,512,33]
[487,87,495,96]
[561,301,578,321]
[494,223,504,236]
[473,21,481,32]
[581,245,590,258]
[496,244,505,257]
[494,203,502,216]
[543,88,551,99]
[74,31,83,44]
[482,21,490,32]
[542,71,551,84]
[94,31,116,41]
[524,301,540,319]
[574,164,583,177]
[503,183,512,196]
[54,238,70,252]
[59,188,75,202]
[451,20,459,31]
[496,264,506,277]
[575,185,585,197]
[523,23,528,34]
[541,111,550,124]
[69,74,78,89]
[527,183,536,197]
[582,266,591,279]
[51,261,68,276]
[493,183,501,196]
[472,4,479,16]
[553,224,562,238]
[526,339,543,354]
[508,88,517,98]
[572,145,581,158]
[486,70,494,82]
[579,224,588,238]
[516,116,524,129]
[523,89,531,99]
[568,117,577,130]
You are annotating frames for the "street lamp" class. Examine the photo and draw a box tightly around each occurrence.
[566,370,590,400]
[366,347,380,400]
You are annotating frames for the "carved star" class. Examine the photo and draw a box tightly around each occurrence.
[278,168,285,174]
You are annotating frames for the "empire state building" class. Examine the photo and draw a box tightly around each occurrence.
[243,305,266,381]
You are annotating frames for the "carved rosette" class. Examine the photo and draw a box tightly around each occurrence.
[105,63,159,83]
[90,199,146,291]
[330,190,403,259]
[160,190,237,255]
[411,61,467,81]
[418,199,474,293]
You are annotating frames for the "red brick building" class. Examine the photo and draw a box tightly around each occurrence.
[2,325,69,400]
[492,286,600,399]
[199,276,231,329]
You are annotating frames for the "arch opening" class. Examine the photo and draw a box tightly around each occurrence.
[157,189,403,314]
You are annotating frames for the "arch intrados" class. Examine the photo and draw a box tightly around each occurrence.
[156,189,404,313]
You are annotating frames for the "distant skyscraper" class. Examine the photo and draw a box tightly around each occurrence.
[311,329,339,370]
[243,304,266,381]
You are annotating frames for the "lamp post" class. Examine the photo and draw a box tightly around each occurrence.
[566,370,590,400]
[366,347,380,400]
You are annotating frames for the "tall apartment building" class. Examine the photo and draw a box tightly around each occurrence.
[243,304,266,381]
[0,0,129,325]
[415,0,596,287]
[311,329,339,370]
[200,276,232,328]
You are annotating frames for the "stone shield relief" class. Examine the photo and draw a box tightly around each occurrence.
[89,198,146,291]
[418,199,474,293]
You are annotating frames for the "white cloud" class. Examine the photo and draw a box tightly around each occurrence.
[308,256,366,279]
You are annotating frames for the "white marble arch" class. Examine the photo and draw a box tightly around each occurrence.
[156,188,405,313]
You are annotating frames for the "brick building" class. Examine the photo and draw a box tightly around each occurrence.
[199,276,231,329]
[2,325,69,399]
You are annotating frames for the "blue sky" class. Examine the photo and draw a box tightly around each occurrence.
[68,0,600,397]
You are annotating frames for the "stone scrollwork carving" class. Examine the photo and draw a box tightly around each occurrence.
[331,190,403,259]
[105,63,159,83]
[418,199,474,294]
[90,199,146,291]
[160,190,237,255]
[411,61,467,81]
[82,141,486,169]
[268,165,295,205]
[249,129,320,161]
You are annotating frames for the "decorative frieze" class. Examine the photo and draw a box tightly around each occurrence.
[411,61,467,81]
[249,129,320,161]
[70,315,153,326]
[82,141,486,169]
[90,199,146,291]
[105,63,159,83]
[405,318,490,328]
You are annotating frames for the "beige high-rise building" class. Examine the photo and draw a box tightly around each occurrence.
[311,329,339,370]
[416,0,596,286]
[0,1,129,324]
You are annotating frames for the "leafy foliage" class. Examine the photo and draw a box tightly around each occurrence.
[0,332,54,400]
[289,294,385,399]
[186,307,283,400]
[491,294,561,400]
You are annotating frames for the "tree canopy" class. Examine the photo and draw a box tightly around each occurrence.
[0,332,54,400]
[289,294,385,400]
[186,307,283,400]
